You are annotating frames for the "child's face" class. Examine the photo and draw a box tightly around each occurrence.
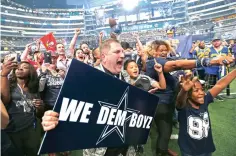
[126,62,139,79]
[190,82,205,104]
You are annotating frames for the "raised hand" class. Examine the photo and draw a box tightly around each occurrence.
[42,111,59,131]
[180,73,198,92]
[153,59,163,73]
[1,57,18,76]
[75,28,81,35]
[25,44,31,52]
[99,32,104,38]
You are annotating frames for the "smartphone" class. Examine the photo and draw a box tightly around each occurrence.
[4,53,17,62]
[44,52,52,64]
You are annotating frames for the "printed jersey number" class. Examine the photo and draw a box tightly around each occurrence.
[187,112,210,140]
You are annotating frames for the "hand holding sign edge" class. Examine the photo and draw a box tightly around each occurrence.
[42,110,59,131]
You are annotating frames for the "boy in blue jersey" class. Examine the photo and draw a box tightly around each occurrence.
[176,69,236,156]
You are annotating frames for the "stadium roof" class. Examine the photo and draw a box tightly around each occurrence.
[9,0,116,9]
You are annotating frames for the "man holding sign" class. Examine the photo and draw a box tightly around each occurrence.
[41,38,163,156]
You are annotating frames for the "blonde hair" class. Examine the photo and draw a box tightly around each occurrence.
[145,40,171,57]
[100,38,120,55]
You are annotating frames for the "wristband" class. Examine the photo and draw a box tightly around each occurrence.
[202,58,211,67]
[196,58,211,68]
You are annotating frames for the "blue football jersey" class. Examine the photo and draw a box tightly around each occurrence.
[204,46,229,76]
[178,92,216,155]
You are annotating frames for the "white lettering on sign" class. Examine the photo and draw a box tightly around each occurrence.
[129,113,153,129]
[96,106,127,126]
[58,97,153,129]
[59,98,93,123]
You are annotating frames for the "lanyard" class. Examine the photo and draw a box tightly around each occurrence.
[60,59,68,68]
[16,84,37,129]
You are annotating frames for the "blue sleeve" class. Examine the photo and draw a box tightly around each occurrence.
[205,91,214,106]
[155,58,168,68]
[145,59,156,79]
[146,57,168,80]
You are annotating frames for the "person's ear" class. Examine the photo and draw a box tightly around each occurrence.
[101,53,106,63]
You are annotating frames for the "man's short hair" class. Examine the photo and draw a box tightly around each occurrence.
[56,43,64,50]
[99,38,120,55]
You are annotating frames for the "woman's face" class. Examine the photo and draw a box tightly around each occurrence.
[154,45,168,58]
[190,82,205,105]
[81,44,89,54]
[126,62,139,79]
[75,50,85,61]
[15,63,30,79]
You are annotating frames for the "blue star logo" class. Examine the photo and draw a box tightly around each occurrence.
[96,87,140,145]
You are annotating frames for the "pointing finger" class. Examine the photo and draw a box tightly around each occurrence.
[153,58,157,64]
[192,77,198,83]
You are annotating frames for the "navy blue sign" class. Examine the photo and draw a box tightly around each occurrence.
[38,59,159,154]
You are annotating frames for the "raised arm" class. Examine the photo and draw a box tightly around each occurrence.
[148,60,167,93]
[35,40,41,52]
[163,56,234,73]
[20,44,31,61]
[1,58,18,105]
[135,34,147,72]
[176,74,198,109]
[99,32,104,47]
[209,69,236,98]
[69,28,81,56]
[154,60,166,89]
[135,34,144,52]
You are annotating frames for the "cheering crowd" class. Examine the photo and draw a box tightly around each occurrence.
[1,26,236,156]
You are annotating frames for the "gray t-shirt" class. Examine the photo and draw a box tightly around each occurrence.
[5,85,39,133]
[123,71,156,86]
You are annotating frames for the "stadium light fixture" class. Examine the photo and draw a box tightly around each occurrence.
[122,0,139,11]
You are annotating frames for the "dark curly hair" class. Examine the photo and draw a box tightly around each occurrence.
[74,48,84,58]
[10,61,39,94]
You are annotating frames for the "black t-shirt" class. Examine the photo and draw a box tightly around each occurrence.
[145,57,177,105]
[40,70,64,107]
[5,85,39,133]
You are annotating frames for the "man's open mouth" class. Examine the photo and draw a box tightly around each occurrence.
[117,60,123,65]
